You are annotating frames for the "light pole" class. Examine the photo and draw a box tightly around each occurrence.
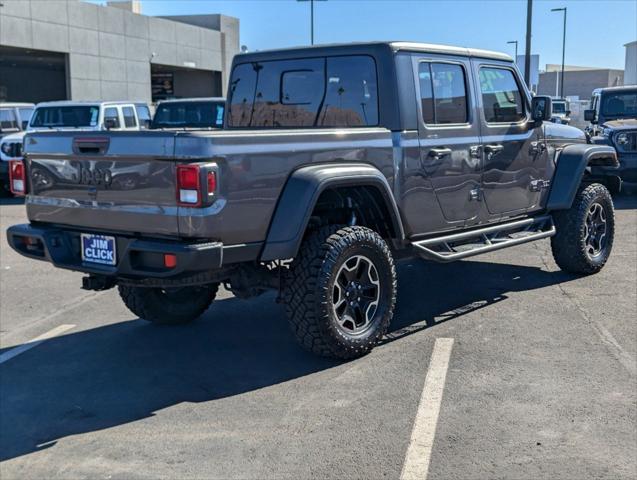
[507,40,518,62]
[297,0,327,45]
[551,7,567,99]
[524,0,533,87]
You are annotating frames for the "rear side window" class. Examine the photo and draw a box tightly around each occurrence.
[122,106,137,128]
[104,107,120,128]
[418,62,468,125]
[0,109,18,131]
[479,67,526,123]
[228,55,378,128]
[318,56,378,127]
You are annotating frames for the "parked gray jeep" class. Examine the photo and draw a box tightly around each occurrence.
[585,85,637,191]
[7,42,619,359]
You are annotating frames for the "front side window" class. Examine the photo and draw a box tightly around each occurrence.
[18,108,34,129]
[122,106,137,128]
[479,67,526,123]
[227,55,378,128]
[0,109,18,131]
[418,62,468,125]
[30,106,100,128]
[136,105,151,129]
[103,107,120,129]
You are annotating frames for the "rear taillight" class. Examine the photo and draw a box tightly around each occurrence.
[177,164,201,206]
[176,164,217,207]
[9,160,26,196]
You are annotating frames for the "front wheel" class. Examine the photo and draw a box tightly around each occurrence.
[284,226,397,360]
[118,284,218,324]
[551,183,615,274]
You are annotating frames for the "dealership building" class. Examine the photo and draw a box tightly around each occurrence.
[0,0,239,103]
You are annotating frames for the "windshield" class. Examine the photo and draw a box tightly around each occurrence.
[552,102,566,114]
[30,106,100,128]
[151,101,225,129]
[601,92,637,118]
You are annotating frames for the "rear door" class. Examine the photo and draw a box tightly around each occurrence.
[414,55,482,229]
[472,61,546,216]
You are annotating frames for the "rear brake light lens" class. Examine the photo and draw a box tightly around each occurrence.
[176,165,201,206]
[9,160,26,195]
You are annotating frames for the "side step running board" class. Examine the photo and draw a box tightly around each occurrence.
[411,215,555,263]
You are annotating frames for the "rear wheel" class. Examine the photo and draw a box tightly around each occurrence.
[284,226,397,360]
[118,284,218,324]
[551,183,615,274]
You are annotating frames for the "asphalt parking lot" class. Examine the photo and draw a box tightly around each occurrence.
[1,194,636,480]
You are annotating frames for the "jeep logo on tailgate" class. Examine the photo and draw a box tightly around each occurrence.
[75,164,113,187]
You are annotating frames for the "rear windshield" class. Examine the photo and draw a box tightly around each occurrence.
[151,101,225,129]
[30,106,100,128]
[227,55,379,128]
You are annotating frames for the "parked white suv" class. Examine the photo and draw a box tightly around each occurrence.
[1,101,151,193]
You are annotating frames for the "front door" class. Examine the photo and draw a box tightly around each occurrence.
[472,61,546,216]
[415,57,482,229]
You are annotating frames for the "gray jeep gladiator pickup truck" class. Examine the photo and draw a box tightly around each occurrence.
[7,42,618,359]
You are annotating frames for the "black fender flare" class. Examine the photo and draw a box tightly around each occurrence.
[546,144,618,210]
[260,163,405,261]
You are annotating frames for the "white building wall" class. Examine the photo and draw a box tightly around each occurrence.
[0,0,239,102]
[625,41,637,86]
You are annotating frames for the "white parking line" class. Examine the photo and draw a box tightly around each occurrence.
[401,338,454,480]
[0,324,76,365]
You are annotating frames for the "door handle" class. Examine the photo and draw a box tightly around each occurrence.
[428,147,453,159]
[484,144,504,154]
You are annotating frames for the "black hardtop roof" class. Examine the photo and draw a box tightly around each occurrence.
[594,85,637,94]
[234,41,512,64]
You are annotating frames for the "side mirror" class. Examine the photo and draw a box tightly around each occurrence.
[21,120,29,130]
[531,96,552,123]
[584,109,596,123]
[565,110,571,116]
[104,118,117,130]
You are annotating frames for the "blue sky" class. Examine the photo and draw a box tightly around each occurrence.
[112,0,636,70]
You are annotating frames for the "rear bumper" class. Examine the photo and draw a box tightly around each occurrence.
[6,223,225,279]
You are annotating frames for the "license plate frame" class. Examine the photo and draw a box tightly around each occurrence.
[81,233,117,266]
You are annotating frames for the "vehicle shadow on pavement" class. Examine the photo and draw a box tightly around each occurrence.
[613,192,637,210]
[384,259,576,344]
[0,259,578,462]
[0,196,24,206]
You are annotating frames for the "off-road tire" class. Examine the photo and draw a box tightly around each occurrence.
[284,226,397,360]
[551,183,615,275]
[118,284,218,325]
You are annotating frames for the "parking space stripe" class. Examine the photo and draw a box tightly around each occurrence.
[0,324,76,365]
[401,338,454,480]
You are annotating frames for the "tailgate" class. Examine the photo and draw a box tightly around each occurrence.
[23,131,180,237]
